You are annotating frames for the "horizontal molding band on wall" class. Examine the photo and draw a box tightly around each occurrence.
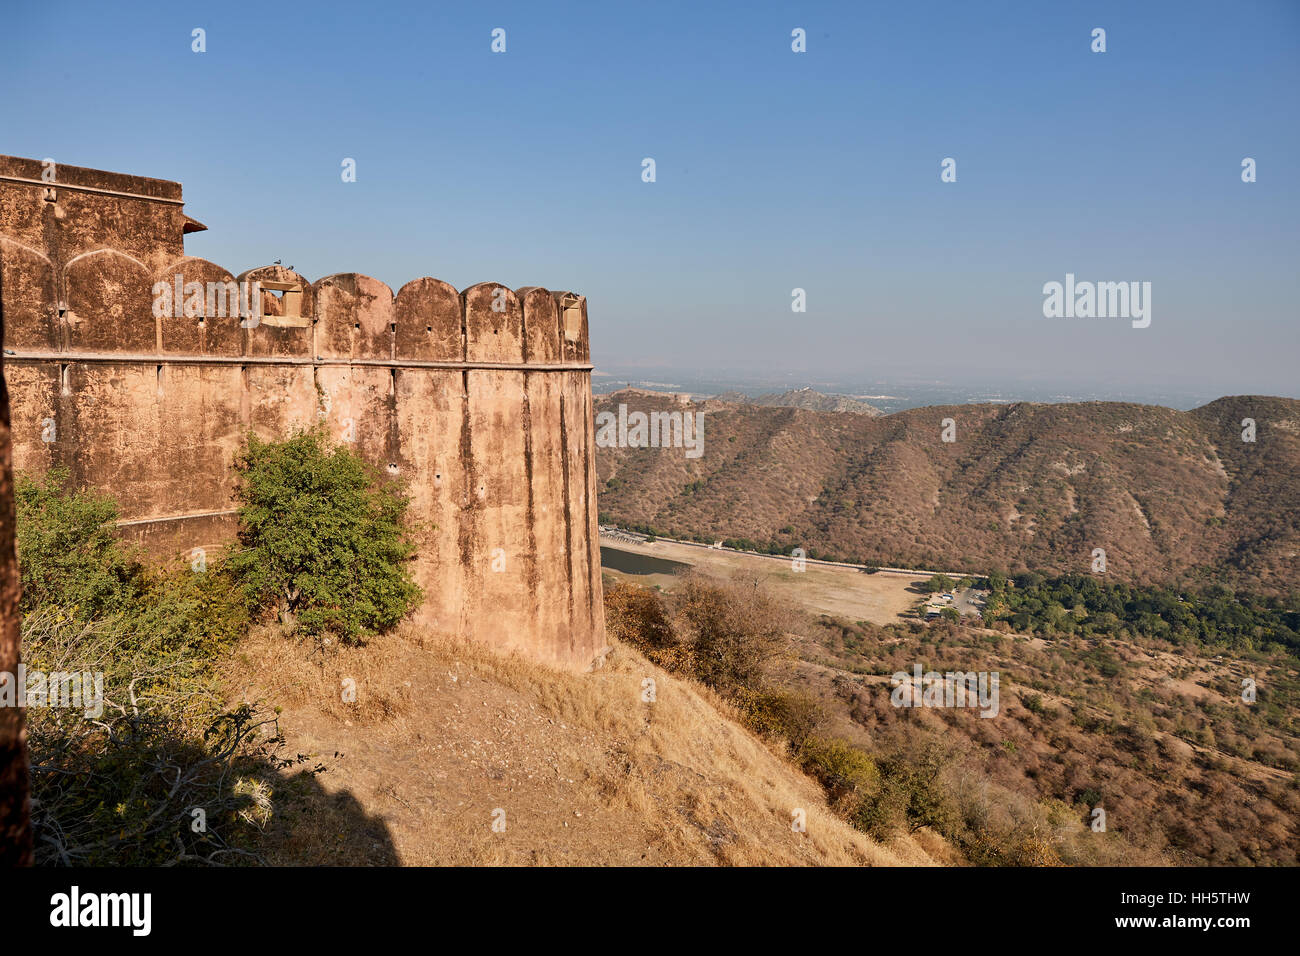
[116,509,238,528]
[5,351,595,372]
[0,174,185,205]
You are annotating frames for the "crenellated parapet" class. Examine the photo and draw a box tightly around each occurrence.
[0,256,591,370]
[0,156,592,367]
[0,156,604,669]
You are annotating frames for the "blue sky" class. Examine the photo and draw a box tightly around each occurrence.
[2,0,1297,397]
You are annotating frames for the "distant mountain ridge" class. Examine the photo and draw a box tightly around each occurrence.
[712,387,883,416]
[594,390,1300,593]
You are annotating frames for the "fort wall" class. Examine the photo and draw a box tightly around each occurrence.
[0,156,605,669]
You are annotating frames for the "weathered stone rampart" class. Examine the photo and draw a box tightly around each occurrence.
[0,156,605,669]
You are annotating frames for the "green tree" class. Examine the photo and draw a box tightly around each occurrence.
[16,467,247,659]
[14,467,137,618]
[229,428,421,641]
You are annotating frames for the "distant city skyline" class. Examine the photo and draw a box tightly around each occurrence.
[2,0,1296,397]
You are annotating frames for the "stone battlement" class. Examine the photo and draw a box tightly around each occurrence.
[0,156,605,669]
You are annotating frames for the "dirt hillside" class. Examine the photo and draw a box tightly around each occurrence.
[223,625,943,866]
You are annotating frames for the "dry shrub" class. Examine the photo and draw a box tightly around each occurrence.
[23,610,286,865]
[604,573,794,698]
[735,687,822,750]
[675,573,793,694]
[801,736,880,806]
[604,581,675,650]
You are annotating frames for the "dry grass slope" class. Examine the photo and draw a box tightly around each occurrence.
[223,624,938,866]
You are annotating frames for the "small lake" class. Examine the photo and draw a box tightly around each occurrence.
[600,545,691,576]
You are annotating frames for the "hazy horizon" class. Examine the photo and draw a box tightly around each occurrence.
[589,363,1289,413]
